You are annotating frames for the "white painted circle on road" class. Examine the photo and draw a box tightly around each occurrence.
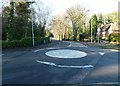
[45,49,87,58]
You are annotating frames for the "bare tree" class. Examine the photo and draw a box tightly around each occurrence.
[51,16,63,40]
[33,0,52,37]
[50,15,72,40]
[66,5,87,41]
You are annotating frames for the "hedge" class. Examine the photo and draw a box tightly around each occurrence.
[2,37,50,49]
[105,33,120,42]
[2,40,21,48]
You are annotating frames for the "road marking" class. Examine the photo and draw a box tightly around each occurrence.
[110,49,119,52]
[46,48,56,50]
[36,60,93,69]
[99,52,105,56]
[34,47,61,52]
[36,60,56,66]
[34,49,45,52]
[57,65,93,68]
[90,82,119,85]
[45,49,87,58]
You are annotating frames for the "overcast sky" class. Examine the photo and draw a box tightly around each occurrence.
[1,0,119,16]
[43,0,119,16]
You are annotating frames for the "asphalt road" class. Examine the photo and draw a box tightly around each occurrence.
[2,40,119,85]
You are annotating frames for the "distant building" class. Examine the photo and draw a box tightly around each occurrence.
[100,23,120,39]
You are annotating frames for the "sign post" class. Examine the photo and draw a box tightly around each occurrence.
[97,28,100,44]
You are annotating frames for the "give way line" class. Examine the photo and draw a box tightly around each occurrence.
[36,60,93,69]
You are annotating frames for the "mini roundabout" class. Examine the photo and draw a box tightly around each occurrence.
[35,48,100,69]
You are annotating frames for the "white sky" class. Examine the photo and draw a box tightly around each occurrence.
[1,0,119,16]
[45,0,120,16]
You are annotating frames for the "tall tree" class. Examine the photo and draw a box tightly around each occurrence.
[2,6,10,40]
[88,19,91,37]
[66,5,86,41]
[50,15,72,40]
[7,1,14,40]
[91,14,97,39]
[2,6,10,17]
[14,2,31,39]
[51,16,65,40]
[97,14,103,27]
[34,1,51,37]
[105,12,118,24]
[106,16,112,24]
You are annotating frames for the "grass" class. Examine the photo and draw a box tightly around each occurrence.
[97,44,120,50]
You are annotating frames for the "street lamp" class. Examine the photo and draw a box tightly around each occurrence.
[90,18,92,43]
[30,1,35,46]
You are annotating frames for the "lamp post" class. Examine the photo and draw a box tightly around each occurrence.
[91,19,92,43]
[30,1,35,46]
[32,12,34,47]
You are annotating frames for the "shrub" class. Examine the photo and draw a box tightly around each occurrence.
[2,37,50,49]
[84,39,90,42]
[2,40,21,49]
[11,40,21,47]
[2,40,8,49]
[34,37,42,46]
[43,37,50,43]
[2,38,33,49]
[108,33,120,42]
[20,37,33,47]
[105,37,108,41]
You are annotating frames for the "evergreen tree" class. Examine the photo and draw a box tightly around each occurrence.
[91,14,97,39]
[97,14,103,27]
[7,1,14,40]
[14,2,31,39]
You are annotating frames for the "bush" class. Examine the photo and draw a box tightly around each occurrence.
[43,37,50,43]
[2,40,21,49]
[2,40,9,49]
[105,37,109,41]
[10,40,21,47]
[20,37,33,47]
[34,37,42,45]
[2,37,50,49]
[84,39,90,42]
[108,33,120,42]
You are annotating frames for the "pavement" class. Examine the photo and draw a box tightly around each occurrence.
[1,40,119,85]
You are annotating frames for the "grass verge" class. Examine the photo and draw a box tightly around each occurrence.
[97,44,120,50]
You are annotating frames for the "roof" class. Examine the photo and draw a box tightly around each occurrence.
[100,24,111,32]
[100,23,120,32]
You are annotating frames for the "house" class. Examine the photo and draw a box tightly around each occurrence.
[99,23,120,39]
